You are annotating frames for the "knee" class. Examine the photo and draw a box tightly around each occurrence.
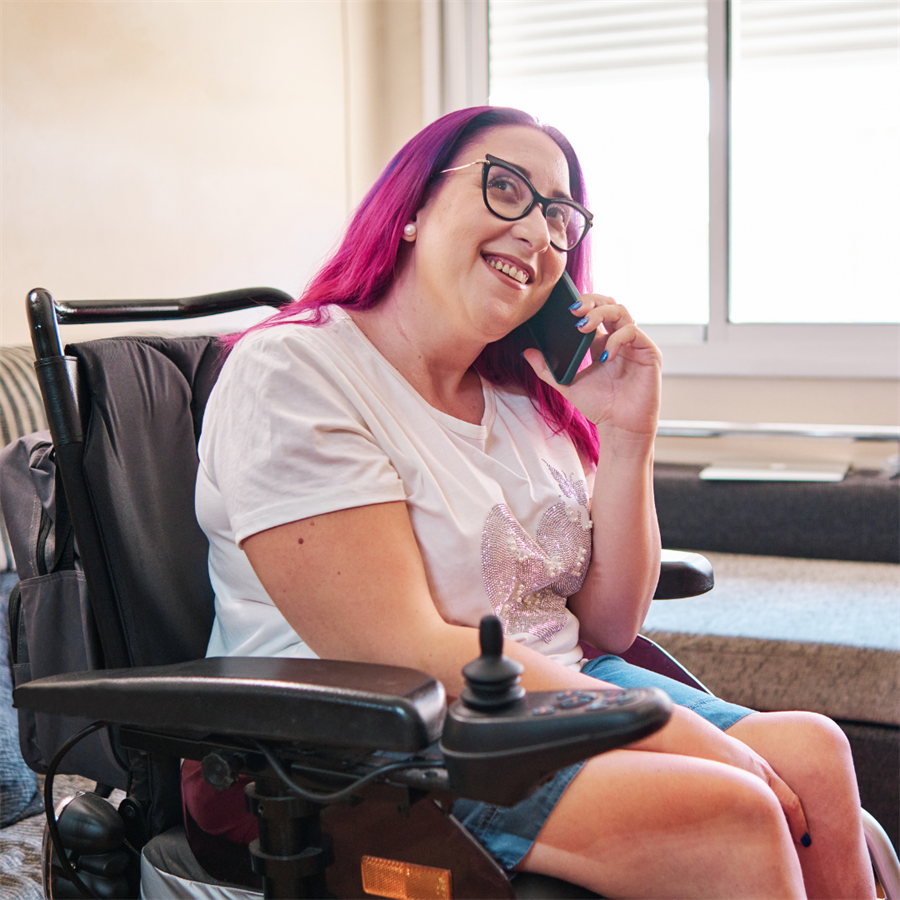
[767,710,859,803]
[786,711,854,774]
[701,767,792,851]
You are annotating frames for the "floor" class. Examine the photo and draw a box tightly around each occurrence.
[0,774,94,900]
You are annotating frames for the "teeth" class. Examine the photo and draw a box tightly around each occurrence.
[488,258,528,284]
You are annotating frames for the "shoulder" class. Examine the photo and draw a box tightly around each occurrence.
[226,306,346,367]
[215,308,364,398]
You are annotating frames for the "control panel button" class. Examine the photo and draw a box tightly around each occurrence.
[587,697,611,710]
[613,690,638,705]
[532,705,556,716]
[559,693,594,709]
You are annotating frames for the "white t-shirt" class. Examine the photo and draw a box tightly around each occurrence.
[196,306,593,669]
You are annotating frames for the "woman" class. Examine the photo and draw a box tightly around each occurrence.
[189,106,875,898]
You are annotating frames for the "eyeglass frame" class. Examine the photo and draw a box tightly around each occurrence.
[439,153,593,252]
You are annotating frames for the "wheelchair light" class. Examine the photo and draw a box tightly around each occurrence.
[361,854,452,899]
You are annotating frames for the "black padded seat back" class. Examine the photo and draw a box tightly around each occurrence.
[67,335,225,668]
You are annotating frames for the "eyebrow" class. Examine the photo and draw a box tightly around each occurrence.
[498,157,574,203]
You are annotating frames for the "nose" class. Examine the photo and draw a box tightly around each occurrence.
[510,203,553,253]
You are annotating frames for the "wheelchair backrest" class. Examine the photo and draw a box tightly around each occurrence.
[66,334,225,668]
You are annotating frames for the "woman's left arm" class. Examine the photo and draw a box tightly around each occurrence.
[523,293,663,653]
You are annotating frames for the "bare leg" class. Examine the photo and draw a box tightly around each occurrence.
[517,746,806,899]
[727,711,876,900]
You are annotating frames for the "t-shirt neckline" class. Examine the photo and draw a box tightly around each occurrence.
[328,305,497,438]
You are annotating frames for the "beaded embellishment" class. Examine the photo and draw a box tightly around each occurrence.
[481,463,592,642]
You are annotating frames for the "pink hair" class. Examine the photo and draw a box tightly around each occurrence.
[225,107,599,463]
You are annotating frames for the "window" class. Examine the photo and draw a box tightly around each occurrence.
[729,1,900,325]
[476,0,900,377]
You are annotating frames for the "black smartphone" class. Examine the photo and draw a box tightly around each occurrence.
[525,271,595,385]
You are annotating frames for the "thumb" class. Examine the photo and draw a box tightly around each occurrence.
[522,348,565,392]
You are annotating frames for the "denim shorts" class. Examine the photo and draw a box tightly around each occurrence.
[452,654,755,871]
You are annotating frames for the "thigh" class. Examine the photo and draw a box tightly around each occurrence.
[518,747,803,900]
[582,654,755,732]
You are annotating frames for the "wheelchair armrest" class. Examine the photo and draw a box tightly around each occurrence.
[13,656,446,753]
[654,550,714,599]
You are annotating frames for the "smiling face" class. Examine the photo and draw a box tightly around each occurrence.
[403,125,572,345]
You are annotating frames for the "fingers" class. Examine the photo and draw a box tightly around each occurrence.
[569,294,655,365]
[570,293,630,333]
[765,768,811,847]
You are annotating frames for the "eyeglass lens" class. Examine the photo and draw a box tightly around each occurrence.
[484,163,587,251]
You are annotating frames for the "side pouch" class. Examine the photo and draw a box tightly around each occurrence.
[14,570,127,788]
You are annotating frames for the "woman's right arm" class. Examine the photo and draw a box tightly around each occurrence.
[241,499,571,696]
[242,499,808,844]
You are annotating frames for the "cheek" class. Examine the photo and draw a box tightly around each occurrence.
[548,254,568,284]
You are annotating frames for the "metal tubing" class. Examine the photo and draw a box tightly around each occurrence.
[52,287,294,323]
[864,809,900,900]
[27,288,63,359]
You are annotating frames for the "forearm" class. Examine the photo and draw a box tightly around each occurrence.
[357,615,602,699]
[627,703,748,765]
[397,621,748,774]
[569,430,661,653]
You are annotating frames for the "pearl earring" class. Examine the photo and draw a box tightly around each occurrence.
[403,223,417,238]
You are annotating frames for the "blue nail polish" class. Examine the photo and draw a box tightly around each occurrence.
[575,316,589,327]
[569,301,582,311]
[801,833,811,847]
[599,350,609,363]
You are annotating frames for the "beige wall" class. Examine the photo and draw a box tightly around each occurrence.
[0,0,423,347]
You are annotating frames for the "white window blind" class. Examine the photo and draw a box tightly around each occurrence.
[737,0,899,59]
[490,0,706,80]
[730,0,900,325]
[490,0,711,328]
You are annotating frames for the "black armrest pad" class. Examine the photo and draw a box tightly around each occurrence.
[654,550,714,599]
[14,657,446,753]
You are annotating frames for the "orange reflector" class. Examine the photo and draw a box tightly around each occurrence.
[361,855,452,900]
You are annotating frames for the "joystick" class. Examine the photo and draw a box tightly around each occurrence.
[441,616,673,806]
[460,616,525,711]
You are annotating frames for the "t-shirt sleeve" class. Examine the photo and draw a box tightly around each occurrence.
[199,327,406,545]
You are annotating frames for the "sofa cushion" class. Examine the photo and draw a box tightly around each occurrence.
[0,347,45,572]
[642,551,899,726]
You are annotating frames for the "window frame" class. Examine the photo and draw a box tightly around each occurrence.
[432,0,900,379]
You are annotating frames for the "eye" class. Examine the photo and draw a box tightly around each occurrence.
[546,204,573,226]
[487,173,517,193]
[485,167,529,208]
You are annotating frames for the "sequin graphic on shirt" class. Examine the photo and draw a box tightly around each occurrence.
[481,464,592,642]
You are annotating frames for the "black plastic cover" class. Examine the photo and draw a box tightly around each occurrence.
[654,550,714,599]
[14,656,446,752]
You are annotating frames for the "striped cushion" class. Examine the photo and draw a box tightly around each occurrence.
[0,346,47,571]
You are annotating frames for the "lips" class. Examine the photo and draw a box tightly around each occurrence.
[484,255,533,285]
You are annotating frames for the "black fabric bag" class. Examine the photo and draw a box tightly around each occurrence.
[0,430,127,787]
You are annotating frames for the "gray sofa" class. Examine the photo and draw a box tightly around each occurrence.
[0,347,46,828]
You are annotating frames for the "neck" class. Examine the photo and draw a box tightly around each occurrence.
[348,288,487,425]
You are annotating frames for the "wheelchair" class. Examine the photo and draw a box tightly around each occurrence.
[8,287,900,900]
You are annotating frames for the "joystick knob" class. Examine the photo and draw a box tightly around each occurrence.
[460,616,525,711]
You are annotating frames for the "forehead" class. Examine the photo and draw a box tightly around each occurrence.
[451,126,571,196]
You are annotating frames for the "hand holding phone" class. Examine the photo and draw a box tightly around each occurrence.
[525,271,595,385]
